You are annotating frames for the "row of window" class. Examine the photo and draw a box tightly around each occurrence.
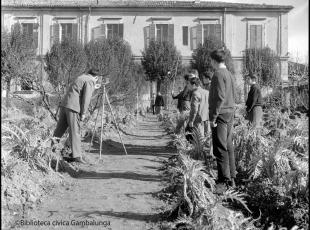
[18,22,264,50]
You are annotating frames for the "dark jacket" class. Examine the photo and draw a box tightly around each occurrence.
[155,95,165,107]
[172,85,191,112]
[61,74,96,115]
[246,84,263,112]
[209,68,236,122]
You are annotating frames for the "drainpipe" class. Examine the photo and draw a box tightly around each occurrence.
[40,14,44,83]
[223,8,226,44]
[85,6,91,43]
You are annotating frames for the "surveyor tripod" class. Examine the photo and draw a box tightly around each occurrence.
[88,78,128,158]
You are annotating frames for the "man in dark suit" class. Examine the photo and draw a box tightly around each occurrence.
[172,73,196,134]
[53,68,99,163]
[245,74,263,127]
[154,92,165,116]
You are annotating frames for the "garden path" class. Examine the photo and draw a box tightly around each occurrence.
[16,114,175,230]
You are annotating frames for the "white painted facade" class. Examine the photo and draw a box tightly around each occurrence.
[1,1,293,90]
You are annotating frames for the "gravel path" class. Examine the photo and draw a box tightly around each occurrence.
[14,115,175,230]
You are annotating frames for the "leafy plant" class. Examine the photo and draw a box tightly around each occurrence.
[1,23,37,108]
[191,35,235,80]
[141,40,181,92]
[44,38,87,93]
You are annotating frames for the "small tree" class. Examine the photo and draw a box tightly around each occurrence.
[141,40,181,92]
[84,37,134,101]
[44,38,88,94]
[191,35,235,81]
[1,23,37,107]
[243,47,280,88]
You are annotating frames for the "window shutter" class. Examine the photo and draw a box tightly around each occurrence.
[183,26,188,46]
[100,24,106,39]
[250,25,256,48]
[190,27,192,50]
[91,28,94,40]
[256,25,262,48]
[149,23,155,41]
[190,26,196,50]
[143,26,149,50]
[196,24,203,46]
[51,23,60,45]
[119,24,124,39]
[168,24,174,45]
[50,25,53,47]
[215,24,221,41]
[92,26,102,40]
[33,23,39,49]
[72,23,78,42]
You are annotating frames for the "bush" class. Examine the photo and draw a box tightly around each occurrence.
[44,38,88,93]
[1,23,37,108]
[141,40,182,92]
[243,47,280,88]
[191,35,235,80]
[85,37,141,110]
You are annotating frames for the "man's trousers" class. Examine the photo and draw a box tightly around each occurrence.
[175,110,189,134]
[211,112,236,182]
[249,106,263,128]
[53,107,82,158]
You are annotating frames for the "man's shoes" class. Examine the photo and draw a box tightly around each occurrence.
[62,156,75,163]
[62,156,87,164]
[72,157,87,164]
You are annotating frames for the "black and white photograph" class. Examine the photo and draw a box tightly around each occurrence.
[1,0,309,229]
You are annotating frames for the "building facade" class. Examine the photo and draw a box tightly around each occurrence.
[2,0,293,96]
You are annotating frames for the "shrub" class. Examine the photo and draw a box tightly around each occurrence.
[1,23,37,108]
[243,47,281,89]
[44,38,88,93]
[141,40,182,92]
[191,35,235,80]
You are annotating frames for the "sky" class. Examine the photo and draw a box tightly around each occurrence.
[173,0,309,63]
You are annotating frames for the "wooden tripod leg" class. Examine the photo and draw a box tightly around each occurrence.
[105,92,128,155]
[99,86,106,159]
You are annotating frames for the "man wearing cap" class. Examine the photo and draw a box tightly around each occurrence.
[53,68,99,163]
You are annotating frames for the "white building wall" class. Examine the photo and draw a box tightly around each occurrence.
[1,7,290,83]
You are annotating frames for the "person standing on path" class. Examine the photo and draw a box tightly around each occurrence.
[53,68,99,164]
[245,74,263,128]
[171,86,183,113]
[155,92,165,120]
[172,73,198,134]
[187,77,209,138]
[209,49,237,193]
[202,69,212,91]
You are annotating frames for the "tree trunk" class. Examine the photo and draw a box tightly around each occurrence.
[6,80,11,108]
[157,79,161,93]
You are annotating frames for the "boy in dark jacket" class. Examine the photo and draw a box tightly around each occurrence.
[209,49,236,193]
[155,92,165,118]
[245,74,263,127]
[172,73,196,134]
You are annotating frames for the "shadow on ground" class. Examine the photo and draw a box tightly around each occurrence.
[71,209,161,223]
[75,170,164,182]
[86,139,176,157]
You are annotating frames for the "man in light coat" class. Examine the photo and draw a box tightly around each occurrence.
[53,68,99,163]
[187,77,209,137]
